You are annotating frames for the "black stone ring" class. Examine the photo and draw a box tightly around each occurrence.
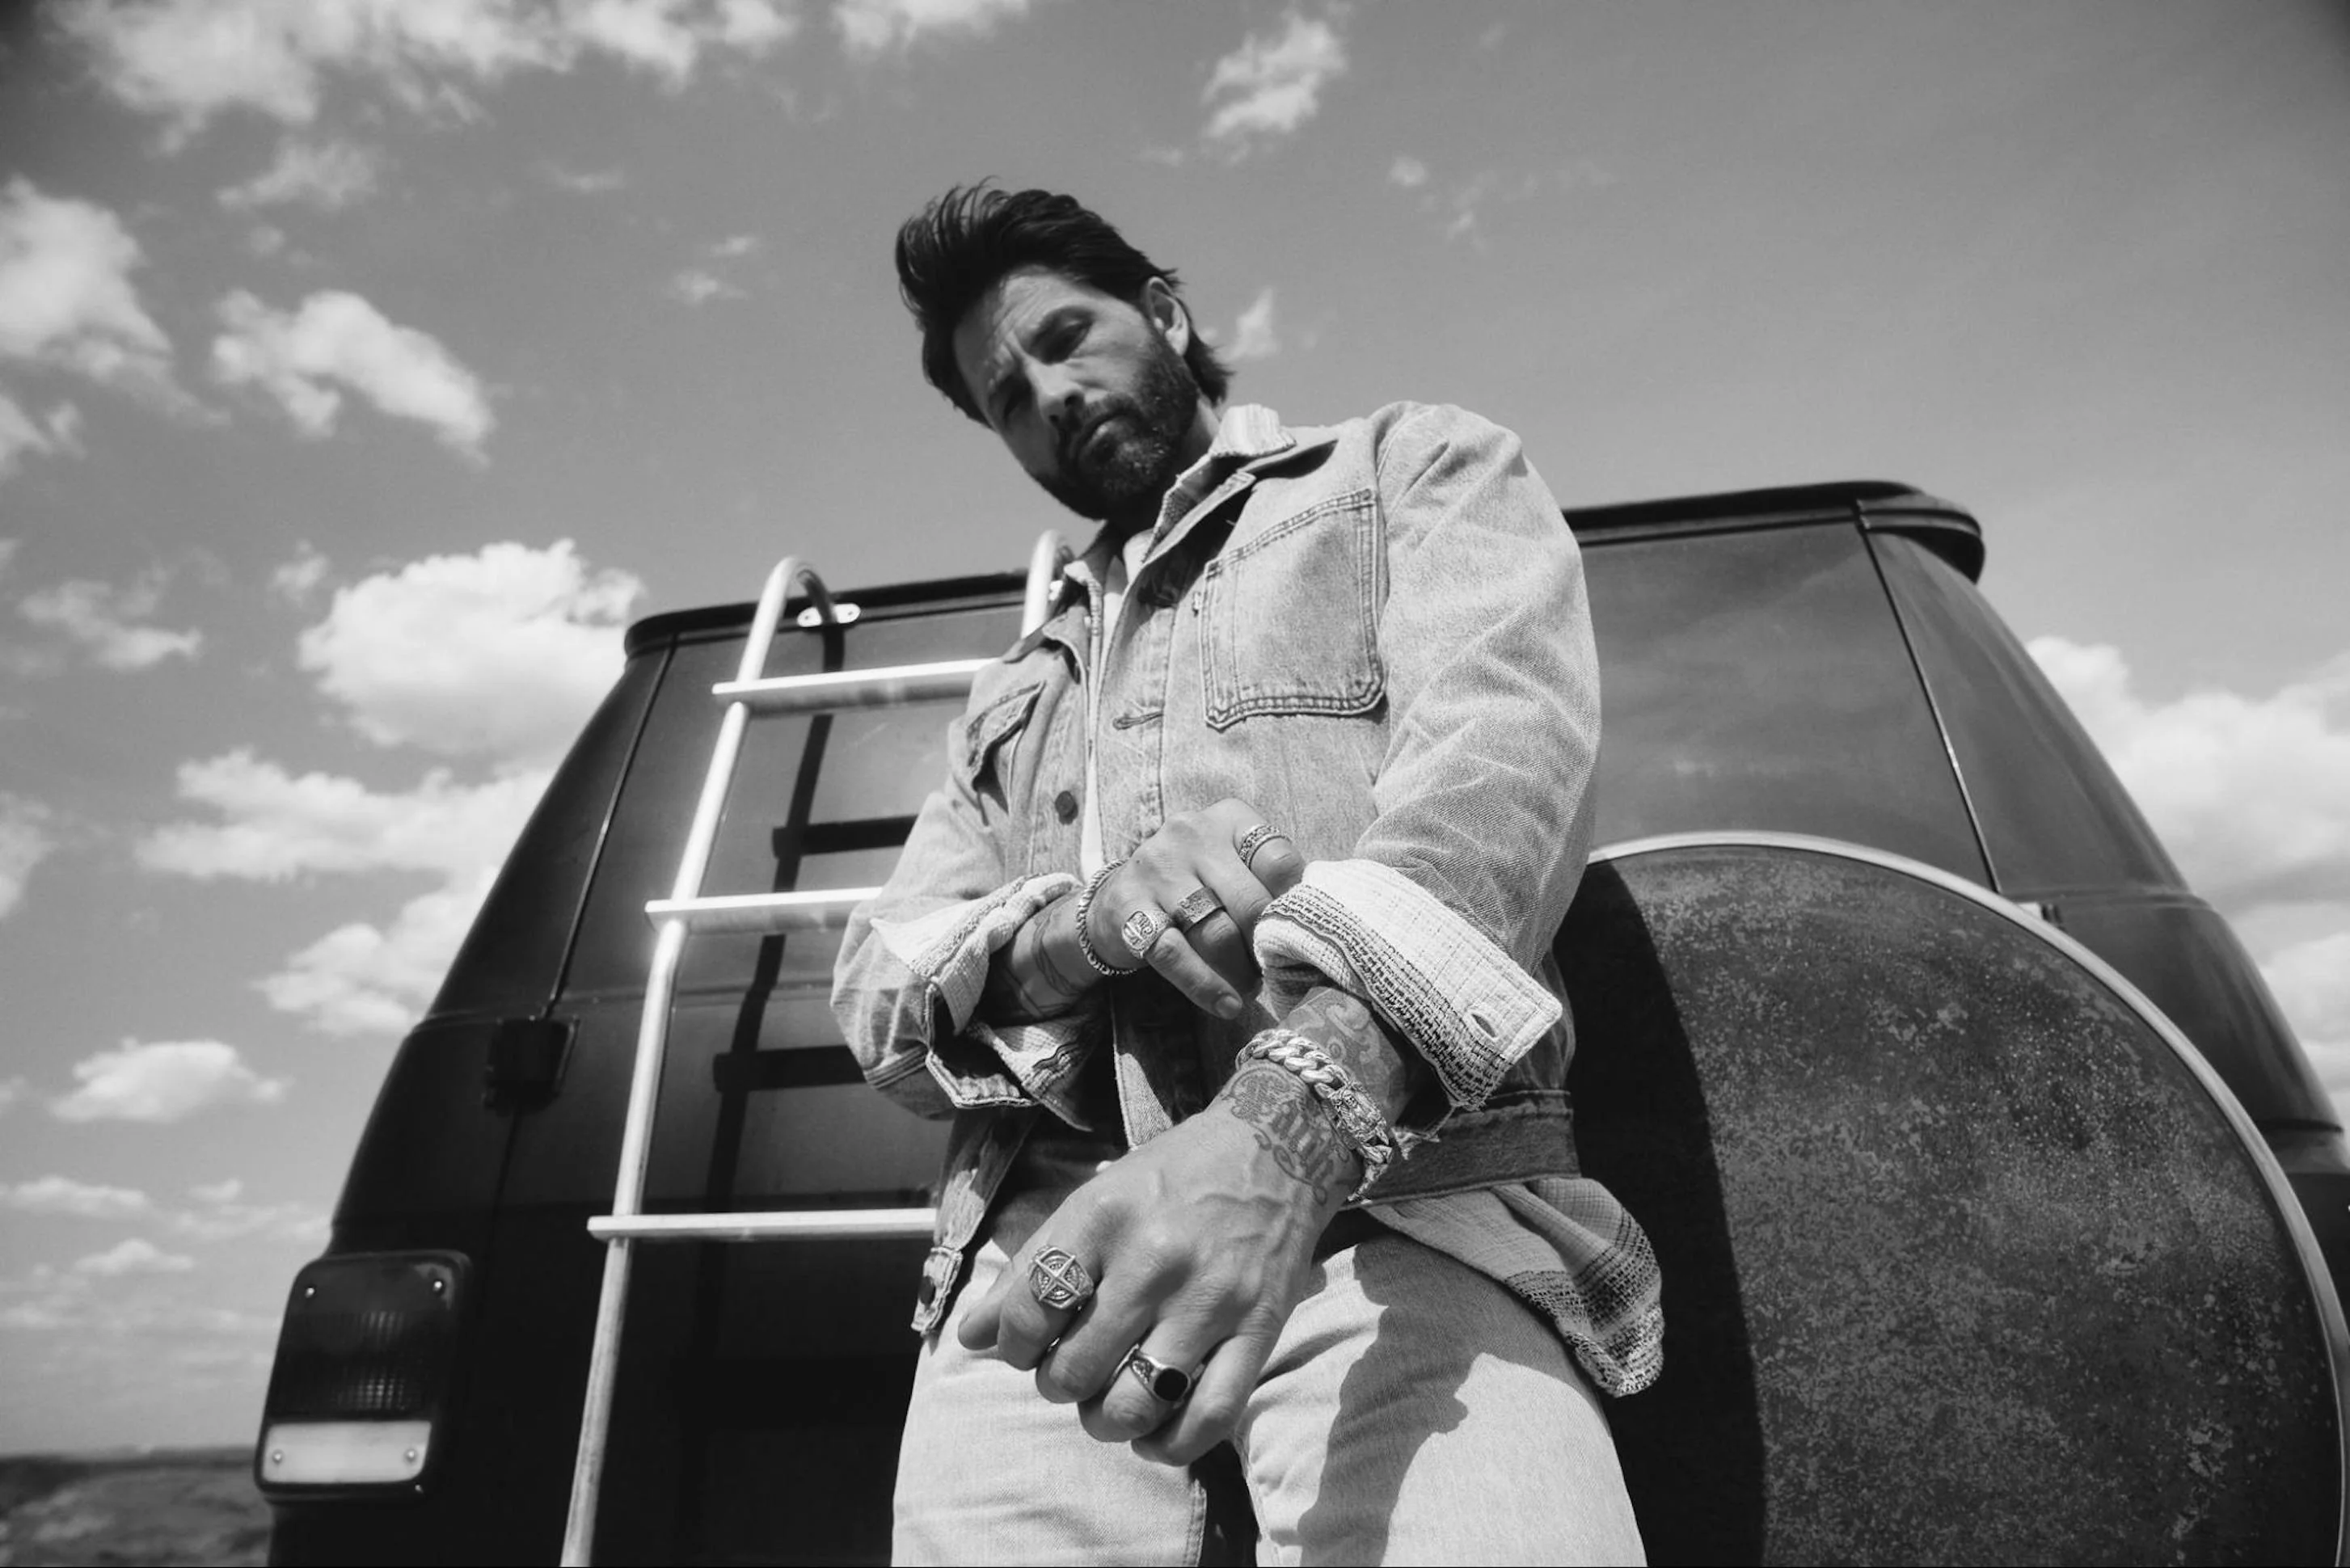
[1120,1347,1199,1406]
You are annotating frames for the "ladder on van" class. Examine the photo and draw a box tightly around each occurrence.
[559,535,1074,1566]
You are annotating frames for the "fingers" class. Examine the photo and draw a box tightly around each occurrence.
[1078,1316,1226,1449]
[979,1236,1100,1371]
[1129,1320,1276,1467]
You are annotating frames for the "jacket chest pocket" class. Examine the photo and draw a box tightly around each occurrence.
[1198,489,1385,731]
[958,681,1044,810]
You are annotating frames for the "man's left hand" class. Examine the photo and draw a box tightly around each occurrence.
[957,1063,1358,1465]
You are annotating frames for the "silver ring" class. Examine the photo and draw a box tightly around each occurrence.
[1169,887,1224,932]
[1120,1347,1199,1406]
[1026,1247,1095,1312]
[1234,823,1287,870]
[1120,906,1170,959]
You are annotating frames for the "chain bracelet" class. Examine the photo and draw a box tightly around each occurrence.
[1072,859,1140,978]
[1238,1030,1401,1203]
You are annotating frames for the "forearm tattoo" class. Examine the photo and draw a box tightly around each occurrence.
[1218,1063,1356,1206]
[1278,986,1432,1125]
[980,903,1091,1023]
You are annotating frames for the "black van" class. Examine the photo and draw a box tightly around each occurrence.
[253,483,2350,1564]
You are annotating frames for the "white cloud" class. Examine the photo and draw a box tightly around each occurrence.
[189,1178,243,1203]
[0,792,57,917]
[0,178,181,405]
[0,1078,26,1115]
[546,163,628,194]
[269,542,331,605]
[19,574,203,670]
[296,539,639,763]
[1226,286,1280,363]
[0,394,86,479]
[2031,639,2350,912]
[50,1039,290,1123]
[2267,930,2350,1114]
[57,0,798,139]
[668,267,738,306]
[218,136,382,210]
[263,869,497,1034]
[138,752,550,883]
[1388,154,1428,189]
[213,289,493,453]
[834,0,1032,60]
[169,1191,330,1245]
[1201,11,1346,154]
[74,1239,195,1277]
[1,1177,153,1220]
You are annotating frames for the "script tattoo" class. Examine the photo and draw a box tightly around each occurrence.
[981,908,1089,1023]
[1220,1064,1354,1203]
[1282,987,1430,1119]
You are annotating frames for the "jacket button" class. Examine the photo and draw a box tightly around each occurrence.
[1054,790,1079,824]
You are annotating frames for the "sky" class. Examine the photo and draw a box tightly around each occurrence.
[0,0,2346,1455]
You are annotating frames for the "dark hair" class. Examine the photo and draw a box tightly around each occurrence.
[895,183,1233,423]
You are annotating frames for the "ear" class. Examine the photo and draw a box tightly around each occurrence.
[1141,276,1190,356]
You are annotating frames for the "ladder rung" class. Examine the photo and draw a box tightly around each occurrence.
[714,659,989,714]
[645,888,879,934]
[589,1209,937,1243]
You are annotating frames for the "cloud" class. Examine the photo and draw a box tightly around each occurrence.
[50,1039,290,1123]
[2031,639,2350,912]
[2267,929,2350,1109]
[1201,10,1346,154]
[668,233,761,305]
[189,1178,243,1203]
[137,539,635,1035]
[0,178,181,406]
[269,542,331,605]
[1,1177,152,1220]
[138,752,551,883]
[18,574,203,669]
[834,0,1033,60]
[217,136,382,210]
[170,1185,329,1244]
[57,0,800,139]
[295,539,639,763]
[1387,154,1428,189]
[213,289,493,453]
[546,163,628,194]
[1225,286,1280,363]
[0,1078,25,1115]
[74,1239,195,1277]
[0,394,86,479]
[0,792,57,917]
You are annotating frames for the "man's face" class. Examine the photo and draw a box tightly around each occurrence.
[951,266,1201,523]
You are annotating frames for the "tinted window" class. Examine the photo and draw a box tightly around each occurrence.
[1584,523,1986,882]
[1868,535,2182,899]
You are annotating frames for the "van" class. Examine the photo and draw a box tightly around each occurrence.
[253,482,2350,1563]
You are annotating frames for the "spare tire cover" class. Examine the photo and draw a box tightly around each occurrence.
[1560,836,2346,1566]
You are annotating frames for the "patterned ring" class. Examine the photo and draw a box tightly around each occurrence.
[1168,887,1225,933]
[1026,1246,1096,1313]
[1234,823,1289,871]
[1120,906,1171,960]
[1120,1347,1199,1406]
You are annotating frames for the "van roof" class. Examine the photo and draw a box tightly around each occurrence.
[625,478,1981,655]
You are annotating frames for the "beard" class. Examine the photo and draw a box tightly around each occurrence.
[1034,336,1200,528]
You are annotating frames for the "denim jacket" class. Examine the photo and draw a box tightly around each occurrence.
[833,403,1652,1364]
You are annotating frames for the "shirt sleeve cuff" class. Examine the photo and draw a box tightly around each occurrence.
[870,871,1078,1039]
[1251,858,1560,1115]
[871,872,1105,1126]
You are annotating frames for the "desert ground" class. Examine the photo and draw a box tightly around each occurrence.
[0,1448,268,1568]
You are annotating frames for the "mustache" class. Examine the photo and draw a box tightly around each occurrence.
[1058,403,1128,470]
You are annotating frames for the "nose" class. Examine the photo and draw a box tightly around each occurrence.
[1033,365,1086,434]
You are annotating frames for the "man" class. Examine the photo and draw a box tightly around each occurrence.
[833,184,1660,1565]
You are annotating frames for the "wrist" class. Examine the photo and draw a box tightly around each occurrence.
[1213,1062,1362,1212]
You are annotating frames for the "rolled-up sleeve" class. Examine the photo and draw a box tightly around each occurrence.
[832,688,1097,1125]
[1254,403,1598,1123]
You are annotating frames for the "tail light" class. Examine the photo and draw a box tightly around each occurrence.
[255,1251,469,1498]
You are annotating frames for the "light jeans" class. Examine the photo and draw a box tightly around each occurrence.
[891,1206,1646,1566]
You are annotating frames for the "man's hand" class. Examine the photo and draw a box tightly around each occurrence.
[958,1060,1357,1465]
[980,797,1304,1024]
[1085,797,1304,1018]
